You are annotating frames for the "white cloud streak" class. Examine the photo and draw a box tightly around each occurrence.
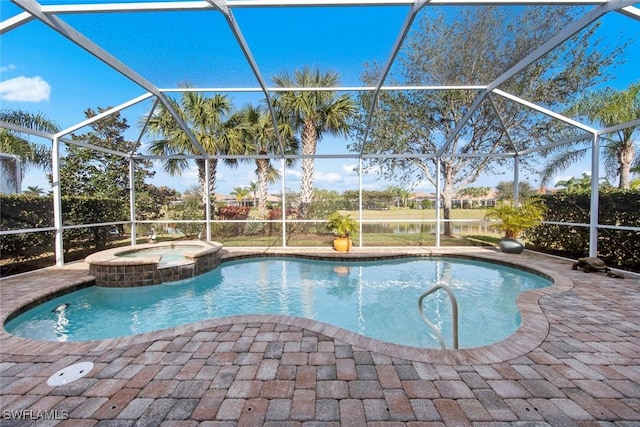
[0,64,17,73]
[0,75,51,102]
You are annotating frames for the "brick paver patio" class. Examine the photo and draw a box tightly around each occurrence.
[1,247,639,426]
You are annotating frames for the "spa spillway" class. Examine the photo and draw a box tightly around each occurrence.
[85,241,223,287]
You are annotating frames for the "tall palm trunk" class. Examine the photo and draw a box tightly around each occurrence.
[196,158,218,215]
[618,143,634,189]
[299,120,318,217]
[256,156,270,218]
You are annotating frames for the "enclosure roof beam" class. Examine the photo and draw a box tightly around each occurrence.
[0,11,33,33]
[492,89,597,133]
[618,5,640,20]
[158,85,487,92]
[58,136,131,157]
[55,93,154,140]
[488,95,520,154]
[11,0,208,157]
[132,151,514,160]
[204,0,285,156]
[360,0,431,157]
[597,117,640,136]
[0,121,56,140]
[436,0,635,157]
[136,98,161,150]
[519,132,591,155]
[30,0,612,15]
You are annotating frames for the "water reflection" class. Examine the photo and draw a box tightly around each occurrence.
[362,221,495,235]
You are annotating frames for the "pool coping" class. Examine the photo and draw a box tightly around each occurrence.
[0,246,574,365]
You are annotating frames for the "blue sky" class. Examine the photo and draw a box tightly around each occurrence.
[1,1,638,195]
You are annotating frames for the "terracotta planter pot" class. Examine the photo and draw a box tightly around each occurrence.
[333,237,352,252]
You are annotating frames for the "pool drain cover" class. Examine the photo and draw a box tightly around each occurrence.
[47,361,94,386]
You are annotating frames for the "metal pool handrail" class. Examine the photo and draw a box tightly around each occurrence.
[418,283,459,349]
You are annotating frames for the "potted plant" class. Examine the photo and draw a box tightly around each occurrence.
[326,211,358,252]
[484,198,546,254]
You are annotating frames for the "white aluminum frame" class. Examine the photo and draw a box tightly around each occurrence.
[1,0,638,265]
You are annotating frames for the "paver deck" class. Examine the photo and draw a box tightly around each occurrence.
[1,246,639,426]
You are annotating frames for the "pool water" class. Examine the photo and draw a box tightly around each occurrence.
[5,257,551,348]
[118,245,202,265]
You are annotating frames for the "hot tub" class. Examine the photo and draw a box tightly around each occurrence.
[85,241,223,287]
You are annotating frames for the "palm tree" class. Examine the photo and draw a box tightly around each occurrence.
[247,180,258,207]
[458,186,491,208]
[555,172,611,192]
[541,82,639,189]
[0,110,58,191]
[233,103,298,218]
[23,185,45,196]
[145,87,242,211]
[272,67,355,217]
[230,186,250,206]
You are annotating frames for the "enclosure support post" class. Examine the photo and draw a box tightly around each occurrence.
[52,136,64,266]
[205,158,212,242]
[435,158,441,247]
[358,158,363,248]
[513,154,520,206]
[129,158,136,245]
[589,133,600,257]
[14,156,22,193]
[282,158,287,247]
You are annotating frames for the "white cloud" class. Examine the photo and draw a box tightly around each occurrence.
[553,175,572,185]
[0,75,51,102]
[285,169,302,179]
[341,163,357,174]
[0,64,17,73]
[315,171,344,183]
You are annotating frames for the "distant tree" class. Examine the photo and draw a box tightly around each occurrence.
[145,86,241,211]
[272,67,356,217]
[458,186,491,198]
[458,186,491,208]
[352,6,626,235]
[232,103,298,218]
[541,82,639,189]
[23,185,45,196]
[60,108,155,218]
[0,110,58,189]
[136,184,181,220]
[309,188,349,217]
[555,172,612,192]
[495,181,537,200]
[247,181,258,207]
[146,185,181,207]
[230,186,250,206]
[182,185,204,204]
[386,185,412,208]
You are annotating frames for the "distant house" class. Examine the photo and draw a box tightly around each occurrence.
[536,187,556,195]
[410,189,498,209]
[409,192,438,208]
[453,188,498,208]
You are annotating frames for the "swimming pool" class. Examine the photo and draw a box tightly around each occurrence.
[4,257,552,348]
